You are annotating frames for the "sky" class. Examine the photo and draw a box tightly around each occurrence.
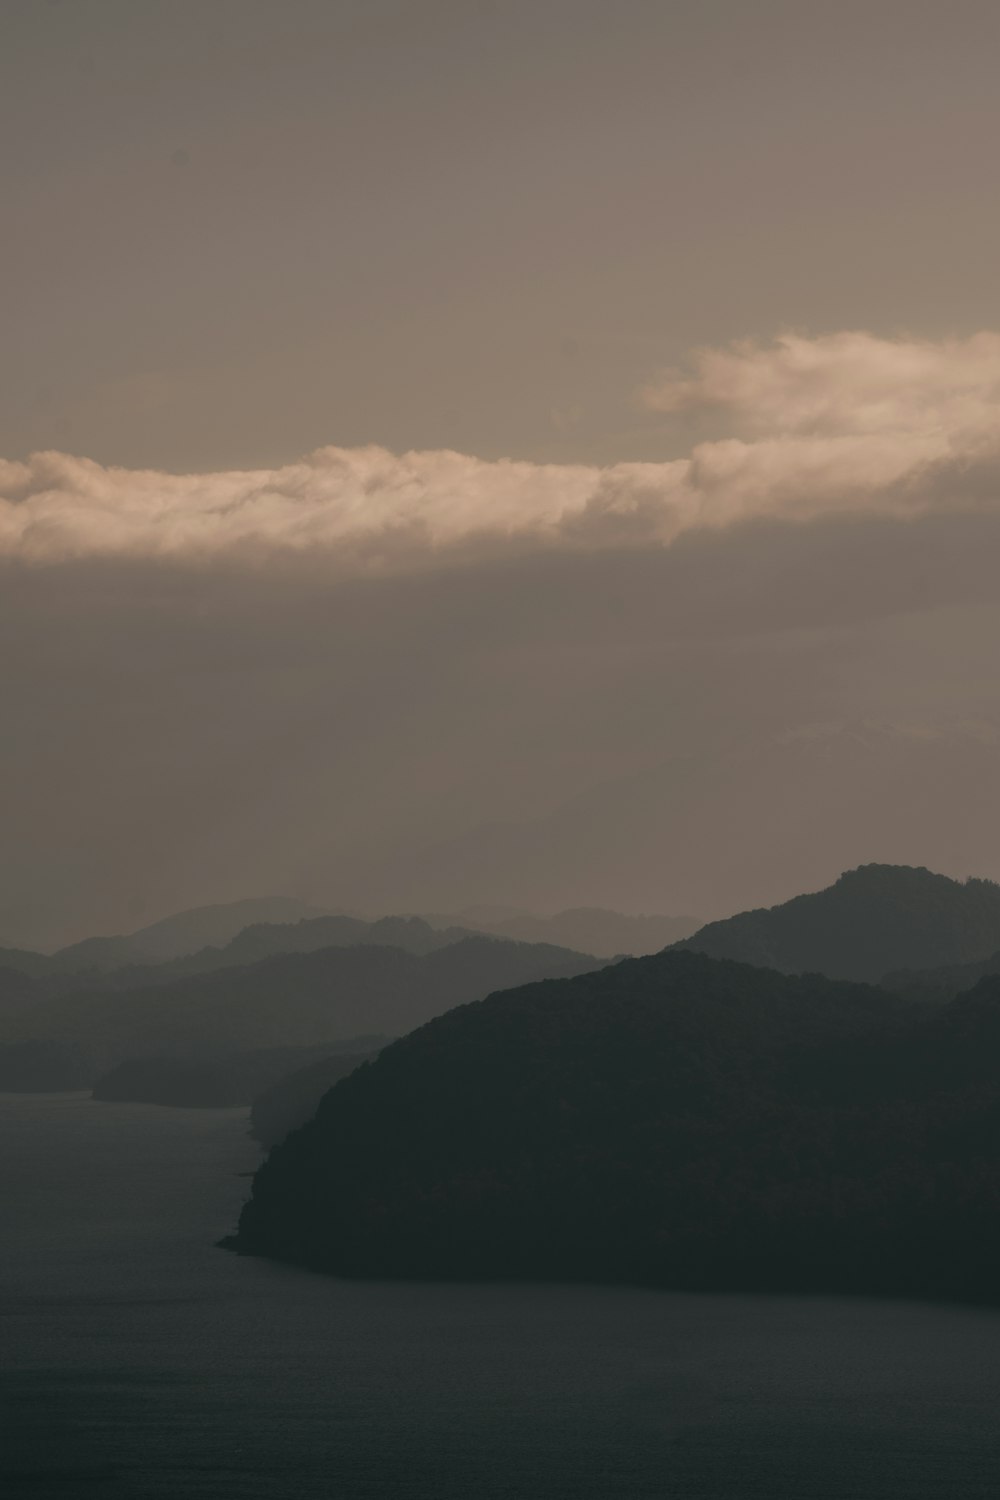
[4,0,1000,948]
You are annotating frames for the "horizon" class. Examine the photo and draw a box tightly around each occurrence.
[16,858,1000,958]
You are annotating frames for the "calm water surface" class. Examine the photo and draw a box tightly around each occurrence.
[2,1091,999,1498]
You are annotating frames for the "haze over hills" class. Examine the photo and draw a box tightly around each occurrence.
[91,1038,383,1111]
[0,905,692,1018]
[678,864,1000,983]
[359,722,1000,922]
[0,936,601,1089]
[71,914,483,995]
[119,897,334,961]
[228,949,1000,1303]
[0,897,331,977]
[0,912,481,999]
[7,862,1000,1036]
[419,907,699,958]
[0,904,685,994]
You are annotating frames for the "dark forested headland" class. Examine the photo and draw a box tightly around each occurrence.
[228,949,1000,1303]
[249,1048,383,1147]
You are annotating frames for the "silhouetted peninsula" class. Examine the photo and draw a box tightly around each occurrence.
[228,951,1000,1302]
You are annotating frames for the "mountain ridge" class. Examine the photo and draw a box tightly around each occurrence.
[677,863,1000,982]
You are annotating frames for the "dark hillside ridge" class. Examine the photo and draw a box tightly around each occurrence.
[882,948,1000,1004]
[678,864,1000,982]
[0,948,53,978]
[0,937,601,1088]
[250,1048,383,1147]
[0,966,40,1016]
[228,951,1000,1303]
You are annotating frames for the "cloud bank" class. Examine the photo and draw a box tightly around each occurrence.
[4,331,1000,570]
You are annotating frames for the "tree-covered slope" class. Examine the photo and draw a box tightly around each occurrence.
[0,965,40,1016]
[227,951,1000,1303]
[250,1046,383,1147]
[679,864,1000,982]
[881,949,1000,1003]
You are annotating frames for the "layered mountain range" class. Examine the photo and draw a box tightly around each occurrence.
[9,859,1000,1302]
[0,935,601,1090]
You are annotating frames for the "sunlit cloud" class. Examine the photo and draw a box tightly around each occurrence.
[5,332,1000,570]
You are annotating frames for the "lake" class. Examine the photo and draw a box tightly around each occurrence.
[2,1091,999,1498]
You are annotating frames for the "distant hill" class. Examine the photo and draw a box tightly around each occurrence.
[54,896,336,972]
[881,949,1000,1004]
[0,936,601,1088]
[91,1038,382,1109]
[41,934,150,975]
[0,911,477,998]
[227,951,1000,1303]
[119,897,333,961]
[67,914,484,994]
[0,897,331,979]
[0,966,40,1016]
[421,907,699,957]
[677,864,1000,982]
[0,947,54,980]
[250,1047,384,1148]
[0,1039,93,1091]
[212,913,474,964]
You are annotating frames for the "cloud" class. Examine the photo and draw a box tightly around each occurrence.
[0,447,683,570]
[644,330,1000,435]
[4,331,1000,569]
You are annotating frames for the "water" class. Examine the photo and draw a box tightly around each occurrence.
[2,1092,1000,1498]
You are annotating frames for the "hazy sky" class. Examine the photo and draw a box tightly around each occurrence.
[4,1,1000,947]
[7,0,1000,469]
